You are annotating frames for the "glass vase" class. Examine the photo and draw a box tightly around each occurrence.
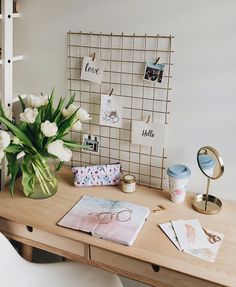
[28,158,58,199]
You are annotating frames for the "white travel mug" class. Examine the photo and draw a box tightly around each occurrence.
[167,164,191,203]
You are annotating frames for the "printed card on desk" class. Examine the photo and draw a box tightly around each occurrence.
[159,222,181,250]
[171,219,211,251]
[159,220,223,263]
[81,56,104,84]
[184,229,224,263]
[131,120,165,148]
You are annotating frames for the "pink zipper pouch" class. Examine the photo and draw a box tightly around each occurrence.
[72,163,121,187]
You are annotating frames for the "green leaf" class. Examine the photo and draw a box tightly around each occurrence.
[18,95,26,111]
[63,140,84,150]
[4,144,24,153]
[34,107,43,126]
[56,161,64,172]
[52,98,65,125]
[6,153,19,196]
[0,116,34,148]
[37,149,57,159]
[65,93,76,109]
[56,109,78,139]
[44,87,55,120]
[21,155,35,197]
[35,132,44,149]
[16,121,28,134]
[0,102,6,118]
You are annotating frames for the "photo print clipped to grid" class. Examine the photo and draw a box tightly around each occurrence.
[67,31,174,189]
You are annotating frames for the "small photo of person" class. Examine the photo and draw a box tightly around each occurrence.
[143,62,165,83]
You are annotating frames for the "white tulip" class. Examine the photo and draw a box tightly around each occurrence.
[28,94,48,108]
[47,140,72,162]
[0,150,4,161]
[77,108,91,122]
[72,120,82,131]
[62,104,77,118]
[0,131,11,149]
[20,108,38,124]
[17,151,25,160]
[41,121,58,137]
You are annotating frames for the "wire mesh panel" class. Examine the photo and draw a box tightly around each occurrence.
[67,31,174,189]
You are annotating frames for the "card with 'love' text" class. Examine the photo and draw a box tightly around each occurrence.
[81,56,104,84]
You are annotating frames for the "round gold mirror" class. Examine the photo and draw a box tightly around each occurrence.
[192,146,224,215]
[197,146,224,179]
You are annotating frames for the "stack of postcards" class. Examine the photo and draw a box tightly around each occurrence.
[159,219,223,262]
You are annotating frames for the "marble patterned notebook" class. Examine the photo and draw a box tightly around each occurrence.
[58,195,150,246]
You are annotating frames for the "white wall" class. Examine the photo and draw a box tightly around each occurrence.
[14,0,236,201]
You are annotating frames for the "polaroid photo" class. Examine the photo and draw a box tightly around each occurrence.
[81,56,104,84]
[82,134,100,154]
[99,94,123,128]
[143,62,165,83]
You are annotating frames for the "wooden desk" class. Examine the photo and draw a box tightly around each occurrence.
[0,167,235,287]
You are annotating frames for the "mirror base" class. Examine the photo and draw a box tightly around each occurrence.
[192,194,222,215]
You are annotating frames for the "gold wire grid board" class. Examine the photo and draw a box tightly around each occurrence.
[67,31,174,189]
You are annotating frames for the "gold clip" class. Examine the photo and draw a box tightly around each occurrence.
[92,52,96,61]
[153,204,167,213]
[109,88,114,97]
[158,204,167,211]
[154,57,160,65]
[146,115,151,124]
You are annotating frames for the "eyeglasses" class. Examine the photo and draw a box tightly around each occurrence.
[97,208,132,224]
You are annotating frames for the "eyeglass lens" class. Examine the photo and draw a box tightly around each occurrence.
[117,210,131,222]
[98,210,132,224]
[98,213,112,224]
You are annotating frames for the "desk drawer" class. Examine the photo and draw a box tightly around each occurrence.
[0,218,85,258]
[90,247,221,287]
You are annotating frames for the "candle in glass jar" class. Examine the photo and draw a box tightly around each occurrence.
[121,174,136,193]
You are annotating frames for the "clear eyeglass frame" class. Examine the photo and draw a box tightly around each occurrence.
[97,208,133,224]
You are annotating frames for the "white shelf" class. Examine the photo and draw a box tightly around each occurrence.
[13,55,24,62]
[0,13,21,19]
[13,13,21,18]
[0,55,24,65]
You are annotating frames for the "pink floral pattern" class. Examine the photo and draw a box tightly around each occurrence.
[72,163,121,187]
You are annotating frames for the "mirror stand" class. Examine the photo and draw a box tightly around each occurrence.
[192,146,224,215]
[192,178,222,215]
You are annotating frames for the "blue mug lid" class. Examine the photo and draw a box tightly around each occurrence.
[198,154,215,170]
[167,164,191,179]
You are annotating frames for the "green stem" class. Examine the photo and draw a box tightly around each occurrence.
[31,162,51,196]
[34,158,57,188]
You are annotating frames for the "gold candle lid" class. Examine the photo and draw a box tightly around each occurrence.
[123,174,136,184]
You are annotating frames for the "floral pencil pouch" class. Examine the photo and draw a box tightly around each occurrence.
[72,163,121,187]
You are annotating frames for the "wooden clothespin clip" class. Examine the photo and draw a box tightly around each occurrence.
[154,57,160,65]
[158,204,167,211]
[92,52,96,61]
[153,204,167,213]
[109,88,114,97]
[146,115,151,124]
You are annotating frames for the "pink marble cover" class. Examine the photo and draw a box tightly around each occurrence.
[58,195,150,246]
[72,163,121,187]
